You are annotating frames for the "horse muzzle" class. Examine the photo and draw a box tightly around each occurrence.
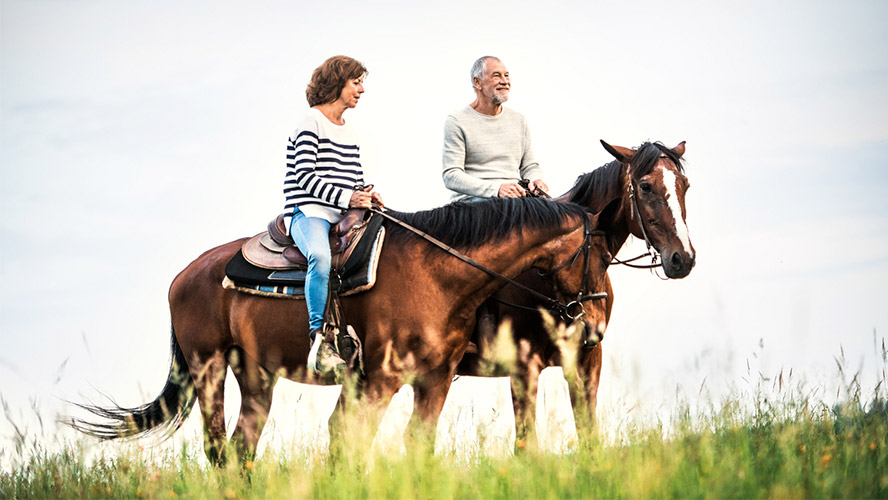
[662,248,695,279]
[581,319,606,349]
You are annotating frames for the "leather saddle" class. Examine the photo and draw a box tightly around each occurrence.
[242,209,378,273]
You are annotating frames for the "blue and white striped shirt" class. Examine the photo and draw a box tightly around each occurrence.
[283,108,364,226]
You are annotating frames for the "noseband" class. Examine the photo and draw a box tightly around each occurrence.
[370,207,607,322]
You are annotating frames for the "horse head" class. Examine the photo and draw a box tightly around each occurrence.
[600,140,695,279]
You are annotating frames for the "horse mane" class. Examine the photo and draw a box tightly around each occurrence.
[384,197,588,250]
[568,141,685,207]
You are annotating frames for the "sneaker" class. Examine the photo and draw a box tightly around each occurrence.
[317,340,346,376]
[306,332,323,374]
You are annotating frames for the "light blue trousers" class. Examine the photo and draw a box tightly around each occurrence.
[289,209,332,333]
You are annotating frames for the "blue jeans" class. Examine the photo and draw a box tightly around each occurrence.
[289,209,332,333]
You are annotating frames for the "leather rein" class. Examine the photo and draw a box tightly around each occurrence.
[370,206,607,321]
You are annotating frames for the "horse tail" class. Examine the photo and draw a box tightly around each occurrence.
[69,326,196,440]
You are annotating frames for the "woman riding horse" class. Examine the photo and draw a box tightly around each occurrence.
[284,55,383,374]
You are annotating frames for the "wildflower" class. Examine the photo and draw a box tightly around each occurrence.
[105,487,111,494]
[498,468,507,477]
[169,491,178,498]
[224,488,237,499]
[136,488,143,497]
[820,454,832,467]
[870,443,877,451]
[516,440,526,449]
[799,444,806,452]
[245,461,255,470]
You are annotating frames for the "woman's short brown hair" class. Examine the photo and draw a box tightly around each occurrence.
[305,55,368,107]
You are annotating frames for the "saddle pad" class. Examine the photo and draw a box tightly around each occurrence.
[223,227,385,299]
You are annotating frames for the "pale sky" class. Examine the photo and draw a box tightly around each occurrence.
[2,0,887,462]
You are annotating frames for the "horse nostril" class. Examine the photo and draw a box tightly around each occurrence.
[671,252,683,268]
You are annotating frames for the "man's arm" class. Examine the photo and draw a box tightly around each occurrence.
[442,115,500,198]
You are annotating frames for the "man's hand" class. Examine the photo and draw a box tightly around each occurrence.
[497,182,526,198]
[529,179,549,195]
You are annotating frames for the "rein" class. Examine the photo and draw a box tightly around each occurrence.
[370,206,606,320]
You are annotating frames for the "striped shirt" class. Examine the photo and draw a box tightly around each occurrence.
[283,108,364,226]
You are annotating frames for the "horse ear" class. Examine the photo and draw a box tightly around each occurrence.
[600,140,635,163]
[672,141,686,157]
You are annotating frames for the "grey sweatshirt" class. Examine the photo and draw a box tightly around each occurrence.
[441,105,543,201]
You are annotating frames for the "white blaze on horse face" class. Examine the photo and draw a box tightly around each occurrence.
[660,166,694,257]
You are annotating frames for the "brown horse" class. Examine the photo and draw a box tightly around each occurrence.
[465,140,694,415]
[72,197,611,465]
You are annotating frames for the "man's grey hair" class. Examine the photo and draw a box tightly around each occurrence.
[470,56,501,87]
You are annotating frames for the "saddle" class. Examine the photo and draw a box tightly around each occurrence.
[243,209,375,272]
[224,209,385,298]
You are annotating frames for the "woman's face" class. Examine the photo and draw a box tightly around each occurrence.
[338,76,365,109]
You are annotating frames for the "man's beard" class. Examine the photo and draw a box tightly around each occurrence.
[492,89,509,105]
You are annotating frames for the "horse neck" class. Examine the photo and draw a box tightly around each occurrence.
[422,221,583,306]
[566,163,633,256]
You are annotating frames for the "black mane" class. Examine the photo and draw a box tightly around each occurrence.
[384,197,588,250]
[568,141,685,206]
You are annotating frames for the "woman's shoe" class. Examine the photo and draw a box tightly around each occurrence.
[306,328,323,374]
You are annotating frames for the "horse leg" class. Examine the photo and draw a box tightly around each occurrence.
[228,347,277,463]
[414,364,455,420]
[514,338,545,428]
[577,343,603,421]
[190,350,229,466]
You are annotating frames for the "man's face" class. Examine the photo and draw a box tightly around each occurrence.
[475,59,510,105]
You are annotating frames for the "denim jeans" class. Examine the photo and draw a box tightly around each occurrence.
[289,208,332,332]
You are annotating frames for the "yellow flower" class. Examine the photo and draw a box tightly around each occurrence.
[224,487,237,499]
[820,454,832,467]
[245,461,255,470]
[169,491,178,498]
[870,443,877,451]
[516,440,526,449]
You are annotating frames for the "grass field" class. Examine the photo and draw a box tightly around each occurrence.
[3,339,887,499]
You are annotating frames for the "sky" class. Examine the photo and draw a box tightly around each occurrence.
[1,0,887,464]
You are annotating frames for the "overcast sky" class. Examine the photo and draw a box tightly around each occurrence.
[2,0,887,462]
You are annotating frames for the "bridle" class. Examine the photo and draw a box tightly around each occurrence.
[610,155,674,279]
[370,207,607,322]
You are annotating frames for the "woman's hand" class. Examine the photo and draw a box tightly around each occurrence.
[349,186,383,208]
[370,191,384,208]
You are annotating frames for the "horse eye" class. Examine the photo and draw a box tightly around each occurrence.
[640,183,652,193]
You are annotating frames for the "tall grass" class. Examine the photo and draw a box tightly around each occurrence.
[3,336,886,499]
